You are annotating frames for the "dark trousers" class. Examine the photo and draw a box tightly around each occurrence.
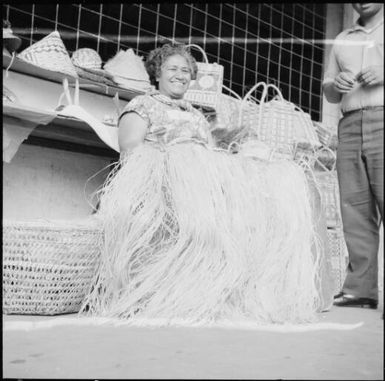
[336,107,383,300]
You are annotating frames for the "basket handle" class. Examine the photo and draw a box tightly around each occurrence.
[289,100,320,156]
[314,145,337,172]
[222,84,242,100]
[242,81,268,104]
[185,44,209,63]
[267,83,319,157]
[265,83,285,102]
[237,82,267,128]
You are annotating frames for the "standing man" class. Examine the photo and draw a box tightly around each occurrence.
[323,3,383,309]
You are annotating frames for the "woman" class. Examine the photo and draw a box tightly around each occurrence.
[82,44,328,327]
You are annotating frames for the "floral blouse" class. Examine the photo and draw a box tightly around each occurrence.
[119,92,211,145]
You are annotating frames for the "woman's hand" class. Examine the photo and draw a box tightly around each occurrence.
[118,112,148,157]
[356,65,384,86]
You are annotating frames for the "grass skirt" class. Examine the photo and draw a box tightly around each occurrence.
[81,141,323,326]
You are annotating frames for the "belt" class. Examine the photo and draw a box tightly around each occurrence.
[343,106,384,117]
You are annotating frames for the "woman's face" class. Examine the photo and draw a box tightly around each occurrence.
[157,54,192,99]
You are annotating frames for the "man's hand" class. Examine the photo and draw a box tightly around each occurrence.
[333,72,356,93]
[356,65,384,86]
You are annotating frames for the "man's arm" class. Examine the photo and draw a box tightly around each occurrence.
[323,39,357,103]
[323,80,342,104]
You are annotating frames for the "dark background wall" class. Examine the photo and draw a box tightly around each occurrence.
[4,3,326,121]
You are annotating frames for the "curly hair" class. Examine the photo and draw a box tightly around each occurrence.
[145,44,198,87]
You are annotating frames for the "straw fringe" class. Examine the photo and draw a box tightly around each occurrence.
[81,141,322,325]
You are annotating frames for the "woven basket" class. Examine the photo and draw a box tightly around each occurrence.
[74,66,117,86]
[314,147,341,228]
[184,44,224,111]
[238,82,320,157]
[313,121,338,149]
[315,170,341,228]
[327,228,349,295]
[71,48,116,86]
[3,219,102,315]
[71,48,103,70]
[18,31,78,79]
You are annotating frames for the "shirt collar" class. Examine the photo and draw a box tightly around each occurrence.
[347,18,384,34]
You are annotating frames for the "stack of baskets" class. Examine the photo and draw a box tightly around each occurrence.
[314,146,349,295]
[2,218,102,315]
[326,227,349,295]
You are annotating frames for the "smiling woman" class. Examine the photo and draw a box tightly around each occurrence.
[145,44,198,92]
[117,44,210,154]
[80,43,328,328]
[157,55,192,99]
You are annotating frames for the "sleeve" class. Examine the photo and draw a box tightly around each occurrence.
[118,95,151,124]
[323,34,342,85]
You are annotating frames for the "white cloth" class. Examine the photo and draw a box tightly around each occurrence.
[58,105,120,152]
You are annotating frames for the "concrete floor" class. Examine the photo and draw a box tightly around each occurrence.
[3,300,383,380]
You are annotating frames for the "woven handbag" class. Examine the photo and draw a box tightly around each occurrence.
[18,31,78,79]
[184,44,224,111]
[327,227,349,296]
[238,82,321,159]
[314,147,341,228]
[3,218,102,315]
[238,82,294,159]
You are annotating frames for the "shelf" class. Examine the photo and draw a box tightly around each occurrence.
[3,52,216,158]
[3,53,144,101]
[3,53,216,113]
[3,103,117,158]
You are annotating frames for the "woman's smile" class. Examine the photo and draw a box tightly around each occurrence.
[157,54,192,99]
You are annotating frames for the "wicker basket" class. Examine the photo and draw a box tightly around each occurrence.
[238,82,321,156]
[18,31,78,79]
[315,170,341,228]
[313,121,338,150]
[74,66,117,86]
[2,219,102,315]
[314,148,341,228]
[184,44,224,111]
[327,228,349,295]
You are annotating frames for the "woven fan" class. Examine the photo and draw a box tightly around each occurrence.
[18,31,78,78]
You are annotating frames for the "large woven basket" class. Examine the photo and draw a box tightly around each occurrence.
[238,82,320,157]
[327,228,349,295]
[3,218,102,315]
